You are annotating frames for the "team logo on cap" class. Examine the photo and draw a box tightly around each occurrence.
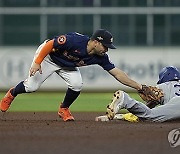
[97,36,103,40]
[110,37,113,43]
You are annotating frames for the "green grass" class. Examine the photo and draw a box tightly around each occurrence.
[0,92,142,112]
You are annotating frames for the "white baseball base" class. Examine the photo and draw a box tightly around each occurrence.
[95,114,124,122]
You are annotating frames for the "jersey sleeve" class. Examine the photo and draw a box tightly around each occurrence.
[34,40,54,64]
[53,34,73,51]
[99,54,115,71]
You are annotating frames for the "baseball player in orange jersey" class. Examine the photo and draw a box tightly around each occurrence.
[0,29,142,121]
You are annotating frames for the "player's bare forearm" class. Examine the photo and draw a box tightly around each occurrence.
[109,67,142,90]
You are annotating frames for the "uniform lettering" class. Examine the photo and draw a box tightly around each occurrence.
[174,84,180,96]
[63,51,79,61]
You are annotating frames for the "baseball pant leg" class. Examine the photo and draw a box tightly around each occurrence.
[148,97,180,122]
[123,92,180,122]
[56,67,83,92]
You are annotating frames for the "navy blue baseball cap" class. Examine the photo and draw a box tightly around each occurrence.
[91,29,116,49]
[157,66,180,84]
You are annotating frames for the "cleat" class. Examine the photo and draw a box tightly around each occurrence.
[122,113,139,123]
[58,107,75,122]
[0,88,15,112]
[106,90,124,120]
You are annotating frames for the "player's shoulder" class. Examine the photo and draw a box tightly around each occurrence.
[67,32,88,37]
[159,81,180,86]
[157,81,179,92]
[54,32,89,45]
[52,33,75,46]
[157,82,169,89]
[97,53,114,64]
[67,32,89,42]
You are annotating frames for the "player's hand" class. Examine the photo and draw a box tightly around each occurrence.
[29,62,42,77]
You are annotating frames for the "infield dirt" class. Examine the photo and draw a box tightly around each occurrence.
[0,112,180,154]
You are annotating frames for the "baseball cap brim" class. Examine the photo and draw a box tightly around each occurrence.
[103,43,116,49]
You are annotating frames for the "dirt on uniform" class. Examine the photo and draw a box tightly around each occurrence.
[0,112,180,154]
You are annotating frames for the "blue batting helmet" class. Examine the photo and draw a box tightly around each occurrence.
[157,66,180,84]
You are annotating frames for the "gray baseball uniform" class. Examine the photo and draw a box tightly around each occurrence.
[122,81,180,122]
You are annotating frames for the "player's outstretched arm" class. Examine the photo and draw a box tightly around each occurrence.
[109,67,142,90]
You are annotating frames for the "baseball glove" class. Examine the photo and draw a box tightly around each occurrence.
[138,85,164,108]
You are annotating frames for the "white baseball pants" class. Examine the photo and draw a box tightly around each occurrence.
[123,92,180,122]
[23,41,83,92]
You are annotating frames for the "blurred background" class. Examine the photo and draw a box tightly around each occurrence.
[0,0,180,91]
